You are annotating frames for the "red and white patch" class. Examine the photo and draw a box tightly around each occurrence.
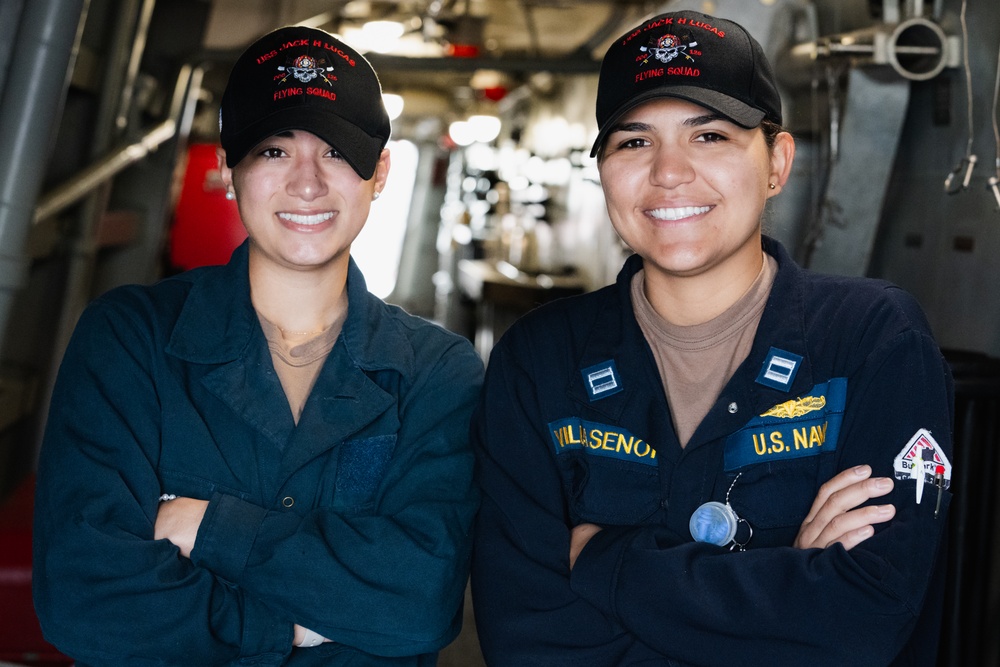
[893,428,951,489]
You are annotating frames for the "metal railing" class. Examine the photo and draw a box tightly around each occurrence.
[32,63,201,225]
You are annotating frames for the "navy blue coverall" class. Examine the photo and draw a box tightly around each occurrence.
[472,237,953,666]
[34,241,483,666]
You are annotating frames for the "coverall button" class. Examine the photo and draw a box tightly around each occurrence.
[282,496,294,508]
[728,402,738,414]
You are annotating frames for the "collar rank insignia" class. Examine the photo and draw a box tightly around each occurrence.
[580,359,623,401]
[756,347,803,392]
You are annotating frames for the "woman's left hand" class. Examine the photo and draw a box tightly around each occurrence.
[793,465,895,551]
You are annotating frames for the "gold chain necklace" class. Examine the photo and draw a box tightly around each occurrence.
[276,324,330,336]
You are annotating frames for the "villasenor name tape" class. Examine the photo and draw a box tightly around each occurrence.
[548,417,657,467]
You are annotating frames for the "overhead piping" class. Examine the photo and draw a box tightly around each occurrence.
[33,64,198,224]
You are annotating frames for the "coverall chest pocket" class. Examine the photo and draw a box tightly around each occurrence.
[311,434,397,512]
[725,453,832,547]
[558,452,660,526]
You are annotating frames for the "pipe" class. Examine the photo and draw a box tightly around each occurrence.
[0,0,87,351]
[115,0,157,133]
[32,60,197,224]
[0,0,26,93]
[883,0,900,24]
[33,119,177,223]
[785,16,951,83]
[34,0,145,227]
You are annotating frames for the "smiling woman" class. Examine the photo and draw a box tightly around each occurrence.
[598,99,793,325]
[470,9,954,667]
[222,129,388,292]
[33,24,483,667]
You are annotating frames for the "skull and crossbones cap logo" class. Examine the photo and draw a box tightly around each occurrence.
[220,26,390,179]
[591,10,782,157]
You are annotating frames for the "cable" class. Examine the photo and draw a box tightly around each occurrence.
[988,27,1000,209]
[993,41,1000,169]
[961,0,974,159]
[945,0,977,194]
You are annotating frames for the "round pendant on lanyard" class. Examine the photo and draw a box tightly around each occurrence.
[689,473,753,551]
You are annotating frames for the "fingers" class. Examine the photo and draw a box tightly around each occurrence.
[824,504,896,551]
[804,503,896,550]
[802,465,872,524]
[803,466,893,527]
[569,523,602,570]
[794,466,896,551]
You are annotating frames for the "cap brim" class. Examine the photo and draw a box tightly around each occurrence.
[590,86,766,157]
[225,107,386,179]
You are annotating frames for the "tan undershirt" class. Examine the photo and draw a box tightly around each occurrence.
[632,254,778,448]
[257,311,347,424]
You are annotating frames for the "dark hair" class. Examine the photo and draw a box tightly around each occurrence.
[760,120,785,150]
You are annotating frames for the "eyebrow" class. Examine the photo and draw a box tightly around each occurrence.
[684,113,727,127]
[608,121,653,135]
[608,112,729,136]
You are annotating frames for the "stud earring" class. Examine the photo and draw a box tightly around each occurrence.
[372,191,381,201]
[225,190,235,201]
[768,183,776,190]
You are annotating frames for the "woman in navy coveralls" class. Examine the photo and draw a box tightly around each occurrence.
[471,10,953,667]
[33,26,483,666]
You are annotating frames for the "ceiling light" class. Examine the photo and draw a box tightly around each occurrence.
[363,20,405,40]
[473,115,502,143]
[341,20,405,53]
[448,120,477,147]
[448,115,501,146]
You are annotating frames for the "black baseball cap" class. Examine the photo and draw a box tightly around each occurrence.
[591,11,782,157]
[220,26,391,179]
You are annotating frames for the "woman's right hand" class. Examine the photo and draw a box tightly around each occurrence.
[292,624,330,648]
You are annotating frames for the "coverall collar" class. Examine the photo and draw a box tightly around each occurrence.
[166,240,414,378]
[566,236,816,450]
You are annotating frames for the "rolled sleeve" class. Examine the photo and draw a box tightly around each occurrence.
[194,492,268,585]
